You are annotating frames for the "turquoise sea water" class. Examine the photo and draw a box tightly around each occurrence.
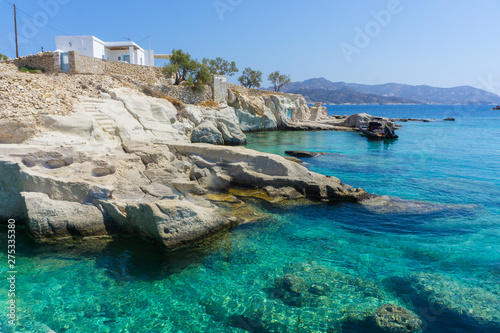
[1,105,500,332]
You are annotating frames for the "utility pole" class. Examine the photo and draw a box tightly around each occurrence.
[14,3,19,58]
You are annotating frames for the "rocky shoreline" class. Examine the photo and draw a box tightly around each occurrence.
[0,61,441,250]
[0,62,379,249]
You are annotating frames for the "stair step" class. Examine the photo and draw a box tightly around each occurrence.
[81,99,106,104]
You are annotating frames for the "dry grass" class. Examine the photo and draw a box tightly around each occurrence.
[196,100,219,108]
[163,96,184,109]
[141,86,184,109]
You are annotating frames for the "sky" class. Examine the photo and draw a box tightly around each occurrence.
[0,0,499,92]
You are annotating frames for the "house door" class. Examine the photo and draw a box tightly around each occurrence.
[60,52,69,72]
[123,55,130,63]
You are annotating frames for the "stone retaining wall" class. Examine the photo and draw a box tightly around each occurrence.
[69,52,163,84]
[160,84,213,104]
[12,52,60,72]
[12,52,163,84]
[213,75,228,104]
[10,52,228,103]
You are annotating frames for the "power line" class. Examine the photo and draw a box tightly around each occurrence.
[136,35,150,43]
[2,0,72,36]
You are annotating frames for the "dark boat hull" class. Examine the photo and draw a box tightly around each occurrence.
[359,126,398,140]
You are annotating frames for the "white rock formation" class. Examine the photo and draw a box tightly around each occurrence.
[186,105,247,145]
[0,81,369,249]
[191,120,224,145]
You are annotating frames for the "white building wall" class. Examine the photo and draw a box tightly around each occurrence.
[107,50,127,62]
[55,36,150,66]
[144,50,155,66]
[135,49,145,66]
[55,36,95,58]
[91,37,107,60]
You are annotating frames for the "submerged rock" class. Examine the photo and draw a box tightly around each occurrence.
[390,272,500,327]
[373,304,422,333]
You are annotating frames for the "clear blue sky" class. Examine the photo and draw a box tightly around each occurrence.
[0,0,499,91]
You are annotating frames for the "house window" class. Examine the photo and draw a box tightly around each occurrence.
[118,56,121,61]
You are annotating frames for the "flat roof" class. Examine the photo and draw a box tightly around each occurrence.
[56,36,144,51]
[105,41,143,50]
[154,54,171,59]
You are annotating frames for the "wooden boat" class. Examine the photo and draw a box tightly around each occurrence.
[492,106,500,110]
[359,121,399,140]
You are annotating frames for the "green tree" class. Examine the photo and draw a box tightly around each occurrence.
[268,71,291,92]
[0,53,9,61]
[238,67,262,88]
[163,49,198,85]
[202,57,238,77]
[162,49,213,93]
[192,63,212,93]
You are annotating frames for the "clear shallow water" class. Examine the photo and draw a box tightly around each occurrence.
[1,105,500,332]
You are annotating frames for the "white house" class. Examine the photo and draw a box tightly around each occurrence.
[55,35,154,66]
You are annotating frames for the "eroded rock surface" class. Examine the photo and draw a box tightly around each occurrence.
[0,74,372,248]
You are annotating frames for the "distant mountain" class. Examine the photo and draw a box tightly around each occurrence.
[274,78,500,105]
[285,87,419,105]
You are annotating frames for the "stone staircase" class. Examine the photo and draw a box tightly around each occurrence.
[80,99,116,134]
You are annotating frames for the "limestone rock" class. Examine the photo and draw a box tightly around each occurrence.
[343,113,372,128]
[283,156,303,164]
[292,97,311,121]
[0,61,376,251]
[169,143,369,202]
[109,87,185,143]
[215,117,247,145]
[185,105,204,126]
[125,199,235,249]
[185,105,247,145]
[343,113,397,129]
[41,111,98,138]
[308,103,329,121]
[0,119,37,143]
[22,192,107,239]
[191,121,224,145]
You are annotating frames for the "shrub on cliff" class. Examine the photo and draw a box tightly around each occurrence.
[191,63,212,93]
[163,49,198,85]
[202,57,238,77]
[0,53,8,61]
[238,67,262,88]
[163,49,211,93]
[268,71,291,92]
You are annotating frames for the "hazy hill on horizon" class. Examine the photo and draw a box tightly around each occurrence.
[274,78,500,105]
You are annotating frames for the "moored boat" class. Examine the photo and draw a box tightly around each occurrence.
[358,121,399,140]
